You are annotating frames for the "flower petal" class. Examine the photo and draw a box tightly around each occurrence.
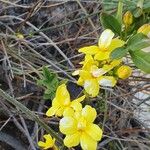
[98,76,117,87]
[43,134,52,141]
[80,54,94,65]
[74,95,85,103]
[71,101,82,112]
[82,105,97,123]
[80,133,97,150]
[86,124,103,141]
[108,38,125,52]
[98,29,114,51]
[56,84,70,106]
[64,132,80,147]
[94,51,110,60]
[55,107,65,117]
[38,134,55,149]
[77,77,84,86]
[38,141,46,148]
[44,135,55,148]
[79,46,100,55]
[63,107,74,117]
[79,70,92,80]
[46,106,58,117]
[59,117,77,135]
[84,79,99,97]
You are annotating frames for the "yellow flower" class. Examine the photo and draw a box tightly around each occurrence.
[38,134,57,150]
[16,33,24,39]
[137,24,150,38]
[123,11,133,28]
[59,105,103,150]
[117,65,132,79]
[46,84,85,117]
[73,58,119,97]
[78,29,125,61]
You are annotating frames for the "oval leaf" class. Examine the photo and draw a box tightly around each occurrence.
[100,12,121,35]
[130,50,150,73]
[110,47,128,60]
[127,33,150,51]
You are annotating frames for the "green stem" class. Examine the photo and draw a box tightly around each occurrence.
[0,88,63,145]
[116,1,123,24]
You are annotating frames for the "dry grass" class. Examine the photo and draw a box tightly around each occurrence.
[0,0,150,150]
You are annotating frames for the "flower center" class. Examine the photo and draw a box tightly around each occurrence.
[77,117,87,131]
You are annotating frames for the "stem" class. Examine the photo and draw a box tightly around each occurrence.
[116,1,123,24]
[0,88,63,145]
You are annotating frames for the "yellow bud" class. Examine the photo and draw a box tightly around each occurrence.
[16,33,24,39]
[123,11,133,28]
[117,65,132,79]
[137,24,150,37]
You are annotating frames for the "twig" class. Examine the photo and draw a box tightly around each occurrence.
[0,88,64,145]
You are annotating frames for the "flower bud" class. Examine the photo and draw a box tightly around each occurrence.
[16,33,24,39]
[137,24,150,37]
[123,11,133,28]
[117,65,132,79]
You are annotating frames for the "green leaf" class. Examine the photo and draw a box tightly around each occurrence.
[127,33,150,51]
[110,47,128,59]
[37,67,59,100]
[100,12,121,35]
[130,50,150,73]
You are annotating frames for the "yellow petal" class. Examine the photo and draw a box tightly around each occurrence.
[108,38,125,52]
[63,107,74,117]
[77,77,84,86]
[56,84,70,106]
[64,133,80,147]
[82,105,97,123]
[80,133,97,150]
[98,76,117,87]
[98,29,114,51]
[38,134,55,149]
[91,66,107,77]
[71,101,82,112]
[80,54,94,65]
[86,124,103,141]
[79,46,100,55]
[74,95,85,103]
[46,106,58,117]
[94,51,110,61]
[44,135,55,148]
[90,65,99,74]
[82,60,97,71]
[84,79,99,97]
[43,134,53,141]
[59,117,77,134]
[55,107,65,117]
[79,70,92,80]
[38,141,46,148]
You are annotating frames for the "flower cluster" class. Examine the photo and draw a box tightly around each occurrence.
[38,84,103,150]
[73,29,132,97]
[37,21,150,150]
[38,29,133,150]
